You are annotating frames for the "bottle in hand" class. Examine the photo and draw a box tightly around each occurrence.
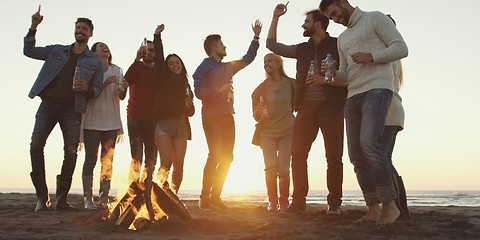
[325,54,335,83]
[117,68,124,91]
[227,80,234,103]
[308,60,315,75]
[72,66,80,91]
[259,96,268,118]
[140,38,148,57]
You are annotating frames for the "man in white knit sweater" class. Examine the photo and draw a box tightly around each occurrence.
[319,0,408,224]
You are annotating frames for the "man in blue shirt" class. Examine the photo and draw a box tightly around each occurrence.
[24,6,103,212]
[193,20,262,209]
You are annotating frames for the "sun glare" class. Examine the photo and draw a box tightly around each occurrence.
[222,162,265,195]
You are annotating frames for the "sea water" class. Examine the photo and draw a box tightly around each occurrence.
[175,190,480,207]
[2,189,479,207]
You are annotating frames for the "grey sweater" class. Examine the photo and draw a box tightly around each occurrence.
[335,7,408,99]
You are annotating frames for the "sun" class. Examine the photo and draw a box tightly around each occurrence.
[221,155,266,195]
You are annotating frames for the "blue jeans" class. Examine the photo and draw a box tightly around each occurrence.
[30,100,81,179]
[344,89,396,205]
[382,126,402,177]
[201,114,235,199]
[260,134,292,182]
[127,117,157,183]
[82,129,118,179]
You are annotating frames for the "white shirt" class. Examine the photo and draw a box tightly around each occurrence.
[83,64,124,131]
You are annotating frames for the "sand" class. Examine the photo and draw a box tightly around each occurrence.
[0,192,479,239]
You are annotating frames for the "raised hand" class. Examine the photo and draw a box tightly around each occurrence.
[273,2,289,17]
[252,19,262,37]
[31,5,43,30]
[154,24,165,35]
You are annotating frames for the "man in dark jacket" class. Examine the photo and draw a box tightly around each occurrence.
[266,4,347,215]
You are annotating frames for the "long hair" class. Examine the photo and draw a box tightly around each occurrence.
[165,53,188,83]
[91,42,112,64]
[264,53,288,79]
[399,61,404,88]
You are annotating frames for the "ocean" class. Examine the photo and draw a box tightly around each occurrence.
[2,189,479,207]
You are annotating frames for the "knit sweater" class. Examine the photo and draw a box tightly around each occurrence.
[83,64,124,131]
[335,7,408,99]
[385,60,405,129]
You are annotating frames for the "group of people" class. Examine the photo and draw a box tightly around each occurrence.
[25,6,196,213]
[25,0,409,225]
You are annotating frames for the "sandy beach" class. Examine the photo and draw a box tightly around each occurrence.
[0,192,479,239]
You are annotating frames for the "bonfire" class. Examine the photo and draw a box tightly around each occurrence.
[107,180,191,230]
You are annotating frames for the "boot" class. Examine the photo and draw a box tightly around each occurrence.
[30,173,51,212]
[98,178,111,209]
[266,180,278,211]
[278,179,290,211]
[396,176,409,216]
[199,169,214,210]
[55,175,77,211]
[82,175,97,210]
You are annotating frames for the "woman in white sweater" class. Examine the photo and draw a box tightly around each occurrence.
[382,60,408,216]
[81,42,128,209]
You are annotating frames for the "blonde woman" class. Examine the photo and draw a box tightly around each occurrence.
[252,53,295,211]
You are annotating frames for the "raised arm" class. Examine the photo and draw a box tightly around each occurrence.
[229,20,262,75]
[30,5,43,31]
[24,5,53,60]
[267,3,287,40]
[266,3,297,58]
[153,24,166,79]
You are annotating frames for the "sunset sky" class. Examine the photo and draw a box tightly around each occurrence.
[1,0,479,194]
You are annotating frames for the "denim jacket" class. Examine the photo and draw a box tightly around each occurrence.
[24,36,103,113]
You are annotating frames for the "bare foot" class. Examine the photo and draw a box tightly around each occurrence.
[355,203,381,222]
[376,200,400,225]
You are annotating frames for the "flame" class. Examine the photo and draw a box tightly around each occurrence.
[129,208,149,230]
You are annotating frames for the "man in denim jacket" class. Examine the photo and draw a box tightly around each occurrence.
[23,7,103,212]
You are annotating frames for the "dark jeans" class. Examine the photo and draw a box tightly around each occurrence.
[291,101,344,207]
[201,114,235,199]
[382,126,402,177]
[82,129,118,180]
[344,89,396,205]
[127,117,157,183]
[30,100,81,179]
